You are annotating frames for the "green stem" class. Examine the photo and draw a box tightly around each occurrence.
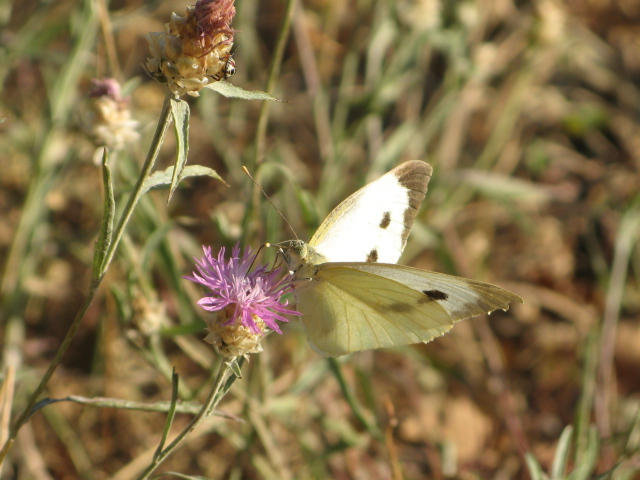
[327,358,384,442]
[135,359,235,480]
[252,0,296,167]
[100,92,173,273]
[0,90,175,463]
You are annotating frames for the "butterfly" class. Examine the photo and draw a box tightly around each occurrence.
[280,160,522,357]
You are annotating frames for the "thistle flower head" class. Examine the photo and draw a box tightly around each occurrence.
[185,245,299,357]
[146,0,236,97]
[82,78,139,154]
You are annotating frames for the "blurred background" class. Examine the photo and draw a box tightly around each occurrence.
[1,0,639,478]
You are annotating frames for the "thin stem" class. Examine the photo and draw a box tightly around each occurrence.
[101,92,174,273]
[134,359,234,480]
[248,0,296,241]
[327,358,384,442]
[252,0,296,167]
[0,90,175,462]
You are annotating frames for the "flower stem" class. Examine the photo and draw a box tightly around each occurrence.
[0,90,175,463]
[135,359,236,480]
[100,92,173,274]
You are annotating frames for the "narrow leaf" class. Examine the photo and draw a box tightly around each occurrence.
[525,452,547,480]
[169,98,190,202]
[30,395,242,420]
[216,358,245,402]
[141,165,227,195]
[154,369,180,459]
[550,425,573,479]
[155,472,211,480]
[205,81,285,102]
[226,358,243,379]
[458,169,551,206]
[568,426,599,480]
[91,149,115,279]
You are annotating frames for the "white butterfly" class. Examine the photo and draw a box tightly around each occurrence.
[281,160,522,357]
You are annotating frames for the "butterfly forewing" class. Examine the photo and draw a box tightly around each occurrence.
[308,161,432,264]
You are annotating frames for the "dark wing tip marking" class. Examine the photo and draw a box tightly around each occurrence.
[393,161,432,197]
[423,289,449,301]
[394,161,433,247]
[366,249,379,262]
[379,211,391,229]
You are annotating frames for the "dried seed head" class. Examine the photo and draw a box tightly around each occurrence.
[204,307,266,357]
[131,291,167,336]
[82,78,139,154]
[146,0,236,97]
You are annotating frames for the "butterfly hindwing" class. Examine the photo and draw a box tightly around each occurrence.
[297,265,456,357]
[324,263,521,321]
[309,161,432,264]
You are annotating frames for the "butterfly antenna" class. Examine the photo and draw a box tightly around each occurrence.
[242,166,299,241]
[247,243,266,272]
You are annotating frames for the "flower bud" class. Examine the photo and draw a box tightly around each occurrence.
[146,0,236,97]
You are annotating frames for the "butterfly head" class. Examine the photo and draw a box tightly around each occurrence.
[273,239,328,271]
[273,240,307,271]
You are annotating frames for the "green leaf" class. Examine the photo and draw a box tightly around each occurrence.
[205,81,285,102]
[91,149,115,280]
[219,357,245,398]
[169,98,190,202]
[458,169,551,207]
[568,426,599,480]
[154,472,211,480]
[141,165,226,196]
[525,452,548,480]
[551,425,573,480]
[226,358,243,379]
[154,369,180,460]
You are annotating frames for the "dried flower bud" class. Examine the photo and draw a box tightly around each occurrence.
[131,291,167,336]
[146,0,236,97]
[82,78,139,155]
[204,306,266,357]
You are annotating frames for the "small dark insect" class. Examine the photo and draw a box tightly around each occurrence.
[211,56,236,81]
[223,57,236,79]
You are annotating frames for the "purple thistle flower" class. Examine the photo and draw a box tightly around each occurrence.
[185,245,298,343]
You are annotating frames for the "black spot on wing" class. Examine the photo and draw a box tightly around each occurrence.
[423,289,449,301]
[366,249,379,263]
[379,212,391,229]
